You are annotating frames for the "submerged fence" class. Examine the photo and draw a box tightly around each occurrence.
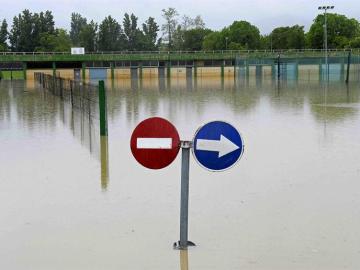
[34,72,110,190]
[34,72,108,136]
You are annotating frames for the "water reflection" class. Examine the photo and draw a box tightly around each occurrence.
[61,101,100,159]
[1,76,360,269]
[1,77,359,191]
[309,83,360,123]
[180,250,189,270]
[0,80,110,190]
[104,78,360,126]
[100,135,109,191]
[59,91,110,190]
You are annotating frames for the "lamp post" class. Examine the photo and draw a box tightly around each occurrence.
[318,5,334,82]
[225,37,229,50]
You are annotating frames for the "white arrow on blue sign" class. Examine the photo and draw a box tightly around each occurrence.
[192,121,244,171]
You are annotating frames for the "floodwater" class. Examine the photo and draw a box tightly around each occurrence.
[1,77,360,270]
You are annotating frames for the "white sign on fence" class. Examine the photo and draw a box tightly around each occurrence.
[71,47,85,55]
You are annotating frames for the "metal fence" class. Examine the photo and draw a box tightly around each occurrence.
[235,51,360,83]
[34,72,99,119]
[33,72,109,190]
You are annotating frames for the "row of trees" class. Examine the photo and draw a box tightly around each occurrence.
[0,8,360,52]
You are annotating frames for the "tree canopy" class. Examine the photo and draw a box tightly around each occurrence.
[270,25,305,50]
[307,13,360,49]
[1,8,360,52]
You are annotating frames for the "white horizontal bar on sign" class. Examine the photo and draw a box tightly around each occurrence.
[137,138,173,149]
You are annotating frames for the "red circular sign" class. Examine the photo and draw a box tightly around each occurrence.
[130,117,180,169]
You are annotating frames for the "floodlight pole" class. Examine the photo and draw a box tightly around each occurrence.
[318,6,335,82]
[324,8,328,81]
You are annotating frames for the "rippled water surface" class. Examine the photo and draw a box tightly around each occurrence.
[1,78,360,270]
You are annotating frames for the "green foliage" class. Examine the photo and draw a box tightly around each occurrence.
[203,21,260,50]
[9,9,55,51]
[168,13,207,50]
[0,19,8,51]
[202,31,223,50]
[36,29,71,52]
[161,7,179,49]
[3,9,360,52]
[79,20,98,52]
[182,28,212,51]
[123,13,146,50]
[349,37,360,48]
[70,13,87,46]
[307,13,360,49]
[270,25,305,49]
[227,21,261,49]
[98,16,126,51]
[142,17,160,50]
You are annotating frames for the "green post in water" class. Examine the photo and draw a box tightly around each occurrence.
[346,51,351,84]
[139,62,143,80]
[82,62,86,81]
[194,61,198,78]
[295,60,299,81]
[110,62,115,81]
[99,80,108,136]
[23,62,27,80]
[340,57,345,82]
[167,61,171,79]
[221,60,225,78]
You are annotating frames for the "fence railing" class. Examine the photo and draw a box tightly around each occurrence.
[34,72,108,136]
[2,48,360,56]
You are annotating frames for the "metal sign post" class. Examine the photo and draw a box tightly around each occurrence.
[130,118,244,250]
[177,140,194,249]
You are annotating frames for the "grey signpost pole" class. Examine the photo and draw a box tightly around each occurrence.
[178,140,193,249]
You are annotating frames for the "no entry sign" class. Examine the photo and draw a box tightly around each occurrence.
[130,117,180,169]
[130,117,245,249]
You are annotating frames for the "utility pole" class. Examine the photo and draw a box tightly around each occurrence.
[318,5,335,82]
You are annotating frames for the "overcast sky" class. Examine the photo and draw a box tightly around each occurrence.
[0,0,359,35]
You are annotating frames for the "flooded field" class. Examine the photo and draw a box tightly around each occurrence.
[1,78,360,269]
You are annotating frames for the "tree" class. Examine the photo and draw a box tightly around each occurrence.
[98,16,125,51]
[172,14,206,50]
[270,25,305,49]
[194,15,205,29]
[202,20,260,50]
[182,28,212,51]
[202,31,224,50]
[70,13,87,46]
[10,10,33,51]
[9,10,55,51]
[181,15,194,31]
[37,11,55,34]
[307,13,360,49]
[161,7,179,50]
[142,17,160,50]
[0,19,8,51]
[79,20,98,52]
[36,29,71,52]
[227,21,261,49]
[123,13,142,50]
[349,37,360,48]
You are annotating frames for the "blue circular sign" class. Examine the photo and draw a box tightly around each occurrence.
[192,121,244,171]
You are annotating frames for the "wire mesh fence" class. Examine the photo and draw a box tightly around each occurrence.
[34,72,109,190]
[34,72,100,120]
